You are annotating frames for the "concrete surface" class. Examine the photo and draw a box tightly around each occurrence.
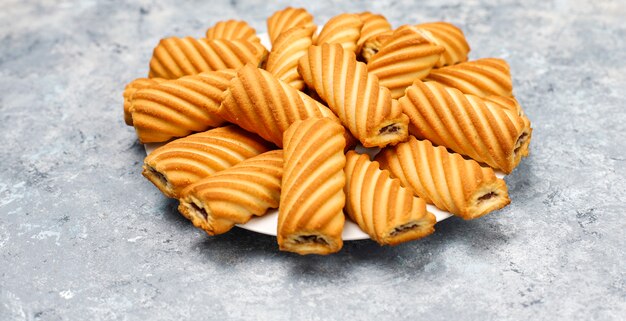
[1,0,625,320]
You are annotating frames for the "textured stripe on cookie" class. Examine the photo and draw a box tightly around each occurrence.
[415,22,470,67]
[359,30,393,63]
[123,77,166,126]
[142,125,273,198]
[426,58,513,98]
[178,150,283,235]
[205,19,260,43]
[367,25,445,99]
[278,118,346,255]
[131,69,236,143]
[148,37,267,79]
[399,80,531,173]
[218,64,349,147]
[356,12,392,53]
[298,43,409,148]
[344,151,436,245]
[265,26,316,90]
[267,7,316,46]
[376,137,511,219]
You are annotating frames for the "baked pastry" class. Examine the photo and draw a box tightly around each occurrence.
[315,13,363,53]
[356,12,392,54]
[360,30,393,62]
[426,58,514,98]
[375,137,511,219]
[344,151,436,245]
[399,80,532,173]
[265,26,316,90]
[414,22,470,67]
[367,25,445,99]
[178,150,283,235]
[142,125,273,198]
[278,118,346,255]
[267,7,316,46]
[218,64,352,148]
[148,37,267,79]
[123,77,165,126]
[484,95,524,116]
[205,19,260,43]
[131,69,236,143]
[298,44,409,148]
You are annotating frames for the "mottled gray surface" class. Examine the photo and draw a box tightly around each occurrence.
[1,0,625,320]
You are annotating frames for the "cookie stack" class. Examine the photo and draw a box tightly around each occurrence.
[124,7,532,255]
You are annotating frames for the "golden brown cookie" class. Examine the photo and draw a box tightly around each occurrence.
[315,13,363,53]
[484,95,524,116]
[344,151,436,245]
[178,150,283,235]
[278,118,346,255]
[265,26,316,90]
[359,30,393,62]
[356,12,392,54]
[426,58,513,98]
[218,64,352,147]
[298,43,409,148]
[123,77,165,126]
[267,7,316,46]
[148,37,267,79]
[367,25,445,99]
[205,19,260,43]
[131,69,236,143]
[376,137,511,219]
[414,22,470,67]
[142,125,273,198]
[399,80,532,173]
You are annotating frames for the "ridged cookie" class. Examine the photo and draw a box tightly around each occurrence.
[178,150,283,235]
[298,43,409,148]
[367,25,445,99]
[131,69,236,143]
[414,22,470,67]
[278,118,346,255]
[376,137,511,219]
[265,26,316,90]
[400,80,532,173]
[148,37,267,79]
[267,7,316,46]
[426,58,514,98]
[344,151,436,245]
[142,125,273,198]
[205,19,260,43]
[484,95,524,116]
[360,30,393,62]
[218,64,352,148]
[315,13,363,53]
[123,77,165,126]
[356,12,392,53]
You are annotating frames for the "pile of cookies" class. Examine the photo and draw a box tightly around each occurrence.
[123,7,532,255]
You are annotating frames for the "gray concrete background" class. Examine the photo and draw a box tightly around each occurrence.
[1,0,625,320]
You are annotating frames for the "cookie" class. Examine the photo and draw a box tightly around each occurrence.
[131,69,236,143]
[376,137,511,219]
[367,25,445,99]
[315,13,363,53]
[415,22,470,67]
[278,118,346,255]
[356,12,392,54]
[142,125,273,198]
[399,80,532,173]
[178,150,283,235]
[298,43,409,148]
[344,151,436,245]
[205,19,260,43]
[122,77,165,126]
[267,7,316,46]
[148,37,267,79]
[426,58,514,98]
[265,26,316,90]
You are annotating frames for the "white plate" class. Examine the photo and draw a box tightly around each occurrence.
[143,32,505,241]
